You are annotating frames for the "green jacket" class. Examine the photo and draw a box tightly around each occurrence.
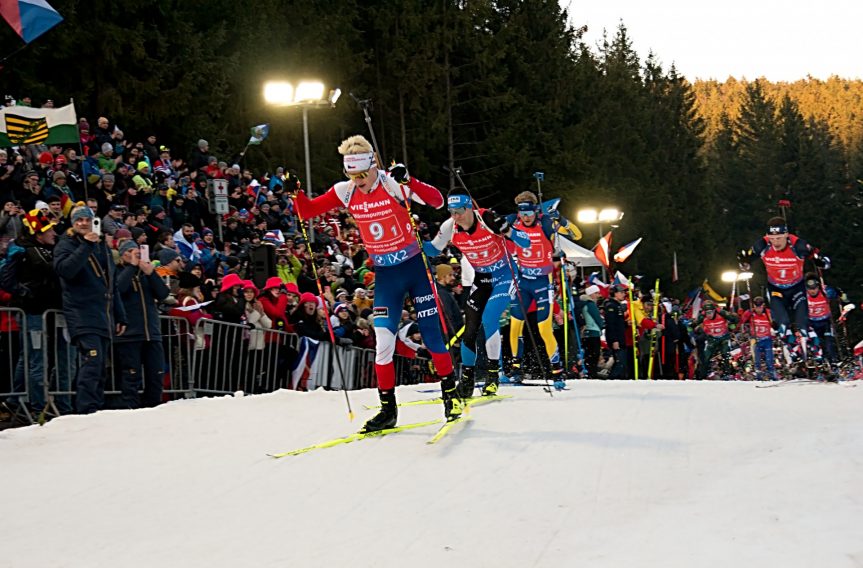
[276,254,302,284]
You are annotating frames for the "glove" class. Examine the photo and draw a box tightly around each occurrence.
[283,172,302,191]
[547,208,560,220]
[388,163,410,185]
[416,347,431,359]
[481,210,509,235]
[813,254,831,270]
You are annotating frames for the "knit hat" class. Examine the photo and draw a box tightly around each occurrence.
[101,142,113,154]
[198,139,208,149]
[137,161,149,172]
[157,249,179,265]
[118,240,139,256]
[334,303,350,315]
[35,200,49,210]
[130,227,145,242]
[38,151,54,165]
[299,292,318,306]
[150,205,165,216]
[363,272,375,286]
[220,272,244,292]
[22,209,57,235]
[585,285,600,296]
[70,206,94,223]
[114,228,132,241]
[435,264,454,279]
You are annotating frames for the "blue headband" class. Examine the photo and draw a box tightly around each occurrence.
[517,202,537,213]
[447,194,472,209]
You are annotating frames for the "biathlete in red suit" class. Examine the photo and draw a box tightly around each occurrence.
[739,216,830,359]
[425,186,530,397]
[805,274,837,362]
[749,296,777,380]
[294,135,458,432]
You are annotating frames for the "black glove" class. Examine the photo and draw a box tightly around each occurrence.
[737,248,754,265]
[813,254,831,270]
[283,172,302,191]
[481,210,509,235]
[416,347,431,359]
[388,163,410,184]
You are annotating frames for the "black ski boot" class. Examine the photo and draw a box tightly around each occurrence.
[440,374,465,422]
[457,366,476,399]
[482,365,500,396]
[361,389,397,433]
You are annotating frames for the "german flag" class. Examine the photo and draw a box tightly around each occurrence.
[5,114,49,145]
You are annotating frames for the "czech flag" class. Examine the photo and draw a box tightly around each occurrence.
[613,237,642,263]
[0,0,63,44]
[593,231,612,269]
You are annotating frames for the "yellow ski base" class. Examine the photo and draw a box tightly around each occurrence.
[269,419,443,458]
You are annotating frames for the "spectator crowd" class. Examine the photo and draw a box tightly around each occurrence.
[1,96,858,423]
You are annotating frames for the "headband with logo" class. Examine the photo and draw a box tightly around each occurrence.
[343,152,375,174]
[767,224,788,235]
[517,202,538,214]
[447,194,473,209]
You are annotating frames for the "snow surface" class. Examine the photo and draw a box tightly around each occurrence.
[2,380,862,568]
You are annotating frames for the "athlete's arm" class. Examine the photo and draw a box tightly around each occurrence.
[294,184,347,219]
[427,218,455,254]
[406,177,444,208]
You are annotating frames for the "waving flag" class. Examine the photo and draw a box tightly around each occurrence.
[0,103,77,146]
[593,231,612,269]
[702,279,726,302]
[289,336,320,391]
[613,271,631,288]
[0,0,63,43]
[248,123,270,145]
[613,237,642,263]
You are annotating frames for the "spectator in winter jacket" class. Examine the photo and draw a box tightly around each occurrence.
[173,223,200,263]
[275,244,303,285]
[434,263,463,339]
[259,276,293,333]
[603,284,629,380]
[290,292,329,341]
[0,200,24,241]
[212,273,245,323]
[114,240,171,408]
[579,285,605,379]
[101,204,127,236]
[54,206,127,413]
[10,209,71,413]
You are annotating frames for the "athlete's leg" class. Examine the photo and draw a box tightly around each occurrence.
[369,266,406,391]
[406,258,454,377]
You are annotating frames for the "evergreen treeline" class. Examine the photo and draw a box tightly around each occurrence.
[2,0,861,303]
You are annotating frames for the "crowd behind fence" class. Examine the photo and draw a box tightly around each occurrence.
[0,307,434,426]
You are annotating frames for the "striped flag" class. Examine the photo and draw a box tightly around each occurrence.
[0,0,63,44]
[613,237,642,263]
[0,103,77,146]
[290,336,320,391]
[593,231,612,269]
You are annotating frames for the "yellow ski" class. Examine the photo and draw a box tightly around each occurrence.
[269,419,442,458]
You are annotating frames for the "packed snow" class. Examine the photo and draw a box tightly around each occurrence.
[1,380,862,568]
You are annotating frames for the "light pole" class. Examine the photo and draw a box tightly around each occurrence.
[263,80,341,243]
[721,270,754,309]
[576,207,624,281]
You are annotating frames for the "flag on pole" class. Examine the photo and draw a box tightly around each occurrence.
[613,271,631,288]
[0,102,77,146]
[289,336,320,391]
[588,271,610,298]
[248,123,270,145]
[702,279,726,302]
[613,237,642,263]
[0,0,63,44]
[593,231,612,269]
[672,251,679,282]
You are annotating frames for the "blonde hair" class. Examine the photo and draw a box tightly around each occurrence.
[515,191,538,205]
[338,135,373,156]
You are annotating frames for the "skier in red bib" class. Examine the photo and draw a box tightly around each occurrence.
[805,273,837,363]
[424,186,530,397]
[749,296,777,380]
[739,216,829,360]
[294,135,460,432]
[693,299,739,379]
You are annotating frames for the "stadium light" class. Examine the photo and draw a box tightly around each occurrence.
[721,271,739,283]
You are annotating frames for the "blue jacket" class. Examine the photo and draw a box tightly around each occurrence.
[115,264,171,342]
[54,232,127,340]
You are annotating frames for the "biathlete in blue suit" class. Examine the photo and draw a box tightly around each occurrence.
[425,187,530,397]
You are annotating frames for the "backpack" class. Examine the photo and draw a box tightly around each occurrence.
[0,241,26,294]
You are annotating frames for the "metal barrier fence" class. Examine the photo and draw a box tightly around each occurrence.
[3,309,438,424]
[0,307,30,424]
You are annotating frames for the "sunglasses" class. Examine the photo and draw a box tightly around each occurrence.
[519,210,536,216]
[346,170,370,180]
[448,207,468,215]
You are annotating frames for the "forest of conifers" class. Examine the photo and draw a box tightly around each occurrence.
[2,0,861,300]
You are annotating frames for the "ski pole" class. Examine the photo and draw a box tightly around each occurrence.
[627,285,639,380]
[295,205,354,421]
[647,279,660,380]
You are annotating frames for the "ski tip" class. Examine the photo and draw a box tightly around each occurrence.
[348,411,356,421]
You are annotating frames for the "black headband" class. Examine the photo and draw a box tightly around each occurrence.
[767,225,787,235]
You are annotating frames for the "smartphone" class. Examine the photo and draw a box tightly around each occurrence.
[91,217,102,236]
[139,244,150,263]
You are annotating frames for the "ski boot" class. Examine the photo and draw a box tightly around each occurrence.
[481,364,500,396]
[360,389,397,433]
[440,374,465,422]
[457,366,476,399]
[501,357,522,383]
